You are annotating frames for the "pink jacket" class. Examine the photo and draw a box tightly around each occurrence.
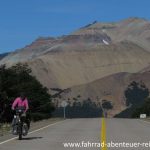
[12,97,29,112]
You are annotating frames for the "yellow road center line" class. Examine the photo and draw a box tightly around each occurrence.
[101,118,107,150]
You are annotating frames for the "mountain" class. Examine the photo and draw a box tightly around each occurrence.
[0,52,9,60]
[1,17,150,117]
[73,17,150,51]
[2,40,149,89]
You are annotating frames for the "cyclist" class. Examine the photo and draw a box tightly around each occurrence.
[11,93,30,135]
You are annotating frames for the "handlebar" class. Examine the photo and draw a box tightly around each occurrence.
[15,107,25,114]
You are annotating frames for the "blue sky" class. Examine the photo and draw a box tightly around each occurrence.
[0,0,150,53]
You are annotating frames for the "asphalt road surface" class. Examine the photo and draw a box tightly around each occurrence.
[0,118,150,150]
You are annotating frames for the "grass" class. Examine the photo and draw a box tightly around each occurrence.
[0,123,11,136]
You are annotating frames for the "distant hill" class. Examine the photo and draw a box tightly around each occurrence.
[0,52,9,60]
[58,70,150,117]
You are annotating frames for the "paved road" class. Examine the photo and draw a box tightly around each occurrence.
[107,119,150,150]
[0,118,150,150]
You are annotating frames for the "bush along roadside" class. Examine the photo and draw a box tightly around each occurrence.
[0,63,55,123]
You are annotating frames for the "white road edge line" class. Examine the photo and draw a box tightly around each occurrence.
[0,119,66,145]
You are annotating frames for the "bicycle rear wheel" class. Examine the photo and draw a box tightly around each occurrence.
[18,123,22,140]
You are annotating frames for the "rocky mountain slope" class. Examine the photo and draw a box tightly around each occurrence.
[1,17,150,116]
[73,17,150,51]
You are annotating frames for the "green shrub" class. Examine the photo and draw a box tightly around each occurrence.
[0,63,54,122]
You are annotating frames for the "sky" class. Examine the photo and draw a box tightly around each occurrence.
[0,0,150,53]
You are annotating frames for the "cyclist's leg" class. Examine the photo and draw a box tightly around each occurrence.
[26,113,31,129]
[12,116,17,126]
